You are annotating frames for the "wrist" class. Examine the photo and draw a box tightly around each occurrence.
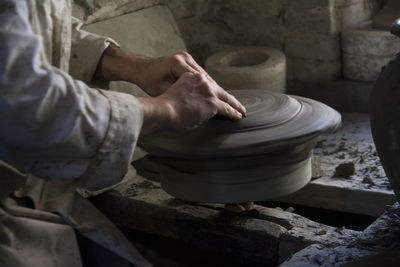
[137,97,176,136]
[97,44,151,84]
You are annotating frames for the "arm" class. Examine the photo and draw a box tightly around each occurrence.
[92,44,210,97]
[93,46,247,135]
[0,0,142,191]
[69,17,119,83]
[136,72,246,135]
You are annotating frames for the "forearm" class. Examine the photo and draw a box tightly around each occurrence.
[136,97,174,136]
[0,2,142,190]
[70,17,118,83]
[93,44,149,86]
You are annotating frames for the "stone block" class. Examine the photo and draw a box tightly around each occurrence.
[174,0,283,64]
[83,5,187,96]
[94,173,287,265]
[208,0,282,47]
[288,78,374,112]
[206,0,281,20]
[283,0,332,10]
[342,22,400,56]
[342,21,400,82]
[282,0,338,35]
[287,57,341,83]
[93,169,365,265]
[284,33,340,60]
[167,0,196,20]
[73,0,165,23]
[280,244,375,267]
[343,53,392,81]
[336,0,380,29]
[281,203,400,266]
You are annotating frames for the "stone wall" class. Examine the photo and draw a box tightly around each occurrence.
[73,0,388,110]
[168,0,382,91]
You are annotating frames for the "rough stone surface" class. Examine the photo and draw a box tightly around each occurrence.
[92,170,365,265]
[311,156,324,179]
[170,0,283,65]
[342,21,400,82]
[335,0,381,29]
[277,113,396,217]
[284,33,340,60]
[277,212,358,263]
[343,248,400,267]
[280,243,376,267]
[93,173,400,265]
[93,173,288,266]
[282,0,338,35]
[94,140,399,266]
[82,5,186,97]
[288,78,374,112]
[73,0,165,23]
[280,203,400,266]
[343,53,392,82]
[342,22,400,56]
[333,162,356,178]
[287,57,341,83]
[358,203,400,246]
[73,0,383,93]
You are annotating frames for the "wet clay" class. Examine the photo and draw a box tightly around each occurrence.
[139,90,341,203]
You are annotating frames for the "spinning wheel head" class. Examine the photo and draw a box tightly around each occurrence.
[139,90,341,203]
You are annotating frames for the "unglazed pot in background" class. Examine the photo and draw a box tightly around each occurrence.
[205,47,286,93]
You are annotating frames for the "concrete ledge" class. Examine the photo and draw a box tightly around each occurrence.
[92,172,360,265]
[277,113,396,217]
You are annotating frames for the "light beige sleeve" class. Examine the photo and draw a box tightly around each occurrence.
[69,17,119,83]
[0,1,143,191]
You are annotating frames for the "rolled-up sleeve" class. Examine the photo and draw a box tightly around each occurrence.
[69,17,119,83]
[0,0,143,191]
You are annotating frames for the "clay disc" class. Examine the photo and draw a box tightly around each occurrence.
[140,90,341,159]
[139,90,341,203]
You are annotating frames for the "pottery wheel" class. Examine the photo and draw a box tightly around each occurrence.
[139,90,341,203]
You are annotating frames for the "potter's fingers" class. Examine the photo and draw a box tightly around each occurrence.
[171,61,199,79]
[186,59,218,85]
[216,89,247,116]
[186,57,204,73]
[216,100,243,121]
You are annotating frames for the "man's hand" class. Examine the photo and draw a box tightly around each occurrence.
[95,45,246,135]
[134,51,217,97]
[94,45,214,97]
[137,72,246,135]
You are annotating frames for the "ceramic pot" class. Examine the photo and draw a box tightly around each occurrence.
[205,47,286,93]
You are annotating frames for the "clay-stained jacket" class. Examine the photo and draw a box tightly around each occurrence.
[0,0,149,266]
[0,0,143,193]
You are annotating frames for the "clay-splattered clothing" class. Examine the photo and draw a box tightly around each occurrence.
[1,0,143,191]
[0,0,149,266]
